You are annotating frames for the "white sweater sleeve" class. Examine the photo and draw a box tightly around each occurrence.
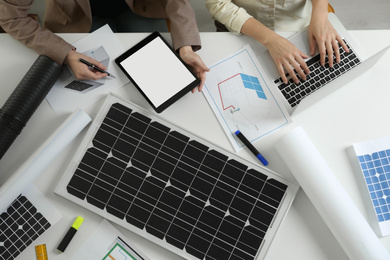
[205,0,253,34]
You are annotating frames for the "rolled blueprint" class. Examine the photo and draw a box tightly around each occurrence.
[0,55,62,160]
[275,126,390,260]
[0,109,91,212]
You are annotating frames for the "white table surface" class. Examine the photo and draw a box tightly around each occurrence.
[1,30,390,260]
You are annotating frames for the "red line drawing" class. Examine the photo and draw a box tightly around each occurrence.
[218,73,240,111]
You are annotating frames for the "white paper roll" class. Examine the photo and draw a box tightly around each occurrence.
[0,109,91,212]
[275,126,390,260]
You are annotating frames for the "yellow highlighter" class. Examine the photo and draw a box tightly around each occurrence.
[57,216,84,253]
[35,244,48,260]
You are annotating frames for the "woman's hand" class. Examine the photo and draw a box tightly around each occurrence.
[309,4,349,67]
[179,46,210,93]
[64,50,108,80]
[241,18,309,84]
[265,34,310,84]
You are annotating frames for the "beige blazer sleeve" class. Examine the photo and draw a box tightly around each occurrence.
[205,0,252,34]
[130,0,201,51]
[0,0,74,64]
[0,0,201,65]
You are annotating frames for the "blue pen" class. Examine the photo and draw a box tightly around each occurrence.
[235,130,268,166]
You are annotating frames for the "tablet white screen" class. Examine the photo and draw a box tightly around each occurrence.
[119,37,196,108]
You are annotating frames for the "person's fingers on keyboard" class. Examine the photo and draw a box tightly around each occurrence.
[294,56,309,82]
[286,49,309,83]
[288,60,302,84]
[276,63,288,84]
[318,41,327,67]
[333,38,341,63]
[326,40,334,67]
[267,35,309,83]
[284,63,298,84]
[297,50,310,75]
[338,35,349,54]
[309,34,317,57]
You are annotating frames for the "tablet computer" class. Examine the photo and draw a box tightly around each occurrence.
[115,32,200,113]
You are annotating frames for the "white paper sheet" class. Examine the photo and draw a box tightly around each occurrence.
[71,219,150,260]
[203,44,291,152]
[0,109,91,212]
[353,135,390,237]
[46,25,129,115]
[275,126,390,260]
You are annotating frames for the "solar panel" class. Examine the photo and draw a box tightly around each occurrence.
[55,94,299,260]
[0,195,51,260]
[357,150,390,222]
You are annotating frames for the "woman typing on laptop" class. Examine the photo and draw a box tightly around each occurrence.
[206,0,349,85]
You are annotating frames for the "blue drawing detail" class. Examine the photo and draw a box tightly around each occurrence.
[358,149,390,222]
[240,74,267,100]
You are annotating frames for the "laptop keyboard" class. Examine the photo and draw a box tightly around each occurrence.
[275,42,361,107]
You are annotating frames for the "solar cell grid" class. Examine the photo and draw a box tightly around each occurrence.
[56,95,298,260]
[0,195,51,260]
[358,150,390,222]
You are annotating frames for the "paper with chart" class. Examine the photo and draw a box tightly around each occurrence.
[353,135,390,237]
[71,219,149,260]
[203,45,291,151]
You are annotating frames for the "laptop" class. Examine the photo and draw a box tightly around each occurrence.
[257,13,390,116]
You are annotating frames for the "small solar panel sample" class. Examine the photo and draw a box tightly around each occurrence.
[353,136,390,237]
[0,195,51,260]
[56,94,298,260]
[358,150,390,222]
[65,81,94,92]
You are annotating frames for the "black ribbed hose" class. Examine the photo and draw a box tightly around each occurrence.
[0,55,62,160]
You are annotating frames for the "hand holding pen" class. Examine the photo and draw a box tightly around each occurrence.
[63,50,115,80]
[78,58,116,78]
